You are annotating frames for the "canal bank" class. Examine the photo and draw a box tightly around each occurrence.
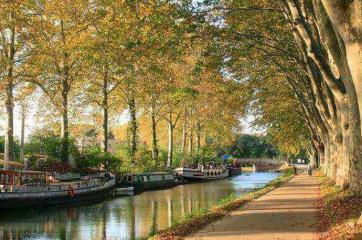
[150,168,295,240]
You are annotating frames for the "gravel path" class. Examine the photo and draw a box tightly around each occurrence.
[186,171,320,240]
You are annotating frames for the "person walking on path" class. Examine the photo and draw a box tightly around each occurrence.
[308,165,312,176]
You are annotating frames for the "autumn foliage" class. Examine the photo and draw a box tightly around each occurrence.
[317,177,362,240]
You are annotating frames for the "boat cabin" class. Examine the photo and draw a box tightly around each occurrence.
[118,172,177,191]
[203,169,225,176]
[0,170,51,192]
[123,172,175,183]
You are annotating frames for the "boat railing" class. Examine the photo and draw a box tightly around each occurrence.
[14,178,109,193]
[17,184,26,192]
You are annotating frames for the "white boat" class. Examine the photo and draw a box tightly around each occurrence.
[174,167,229,181]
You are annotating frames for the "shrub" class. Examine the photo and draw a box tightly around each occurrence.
[134,145,158,173]
[181,145,220,167]
[74,146,123,174]
[25,133,78,161]
[74,145,103,170]
[102,152,123,173]
[0,136,21,161]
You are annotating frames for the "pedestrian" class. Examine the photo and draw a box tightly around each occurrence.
[294,166,297,174]
[308,165,312,176]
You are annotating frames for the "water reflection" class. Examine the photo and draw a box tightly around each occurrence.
[0,172,280,240]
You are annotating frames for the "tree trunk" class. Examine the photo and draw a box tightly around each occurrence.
[60,20,70,164]
[4,82,14,165]
[323,138,331,177]
[284,0,362,191]
[61,96,69,164]
[150,103,159,161]
[181,109,187,155]
[4,23,16,167]
[103,105,108,153]
[317,143,325,168]
[358,213,362,226]
[167,115,174,168]
[188,129,193,154]
[20,104,26,162]
[308,144,318,168]
[320,0,362,135]
[102,64,109,153]
[196,121,201,151]
[188,109,193,155]
[128,97,137,158]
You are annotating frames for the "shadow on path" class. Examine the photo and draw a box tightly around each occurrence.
[186,172,320,240]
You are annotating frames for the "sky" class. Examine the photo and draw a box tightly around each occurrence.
[0,100,39,141]
[0,104,260,142]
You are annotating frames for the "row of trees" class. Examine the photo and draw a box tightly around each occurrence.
[0,1,246,169]
[4,0,359,192]
[196,0,361,191]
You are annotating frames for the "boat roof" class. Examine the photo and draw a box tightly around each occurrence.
[0,159,24,168]
[127,172,173,176]
[0,169,49,175]
[174,167,200,171]
[175,167,224,171]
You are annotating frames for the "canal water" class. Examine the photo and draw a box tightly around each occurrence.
[0,172,280,240]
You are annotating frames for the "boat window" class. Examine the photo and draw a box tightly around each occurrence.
[150,175,162,181]
[164,175,174,180]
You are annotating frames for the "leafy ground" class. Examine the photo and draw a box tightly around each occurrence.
[149,168,295,240]
[317,176,362,240]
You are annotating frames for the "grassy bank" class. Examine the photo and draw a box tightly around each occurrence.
[317,176,362,240]
[149,168,295,240]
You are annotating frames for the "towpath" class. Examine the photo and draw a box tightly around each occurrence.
[186,171,320,240]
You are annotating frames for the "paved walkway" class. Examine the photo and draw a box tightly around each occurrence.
[186,171,320,240]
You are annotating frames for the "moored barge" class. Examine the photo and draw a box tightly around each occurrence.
[0,169,115,209]
[175,167,229,181]
[117,172,178,192]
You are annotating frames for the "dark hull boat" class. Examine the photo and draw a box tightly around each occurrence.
[0,170,115,209]
[117,172,178,192]
[227,166,242,177]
